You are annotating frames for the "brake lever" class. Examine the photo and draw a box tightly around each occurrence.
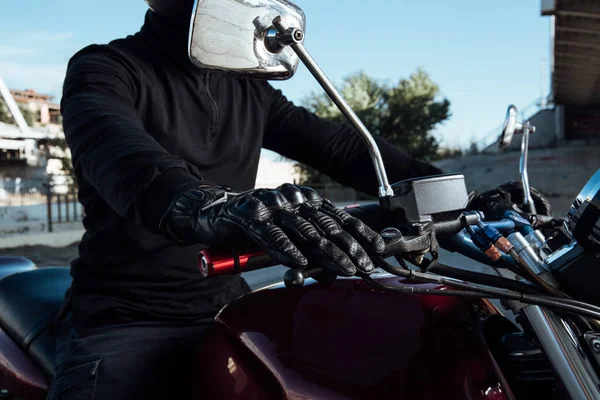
[381,228,431,256]
[283,267,329,288]
[529,214,563,229]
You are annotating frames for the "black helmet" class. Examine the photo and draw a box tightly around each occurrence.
[145,0,195,23]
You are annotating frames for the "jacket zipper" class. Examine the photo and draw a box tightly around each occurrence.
[204,72,220,141]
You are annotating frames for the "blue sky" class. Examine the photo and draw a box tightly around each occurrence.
[0,0,551,154]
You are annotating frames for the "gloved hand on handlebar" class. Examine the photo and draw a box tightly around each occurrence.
[467,181,561,231]
[158,183,385,276]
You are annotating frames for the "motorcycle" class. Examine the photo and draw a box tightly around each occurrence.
[1,0,600,398]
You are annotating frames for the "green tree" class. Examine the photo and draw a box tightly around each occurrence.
[0,98,37,126]
[297,68,451,184]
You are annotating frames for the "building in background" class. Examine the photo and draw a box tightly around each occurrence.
[10,89,62,128]
[475,0,600,153]
[0,78,68,200]
[436,1,600,214]
[541,0,600,142]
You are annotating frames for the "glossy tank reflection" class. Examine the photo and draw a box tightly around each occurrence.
[193,274,511,399]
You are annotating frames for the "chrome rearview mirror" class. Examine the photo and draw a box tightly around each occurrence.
[187,0,394,200]
[500,105,519,150]
[188,0,305,79]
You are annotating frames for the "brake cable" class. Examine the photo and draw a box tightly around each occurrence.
[387,256,600,316]
[364,257,600,321]
[382,255,542,294]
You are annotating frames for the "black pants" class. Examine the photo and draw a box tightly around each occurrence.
[46,312,213,400]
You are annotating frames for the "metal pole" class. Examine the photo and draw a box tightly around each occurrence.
[45,185,53,233]
[57,193,62,223]
[65,193,70,222]
[520,125,536,214]
[272,18,393,199]
[0,76,31,135]
[73,193,78,222]
[79,196,84,221]
[72,188,78,222]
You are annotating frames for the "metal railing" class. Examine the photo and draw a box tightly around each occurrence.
[44,184,83,233]
[0,177,82,236]
[0,191,47,207]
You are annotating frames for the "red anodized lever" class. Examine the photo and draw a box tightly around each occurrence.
[199,248,267,278]
[199,205,365,278]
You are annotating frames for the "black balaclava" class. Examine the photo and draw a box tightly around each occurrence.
[142,0,198,69]
[145,0,195,23]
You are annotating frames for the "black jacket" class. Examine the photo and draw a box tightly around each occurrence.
[62,11,441,325]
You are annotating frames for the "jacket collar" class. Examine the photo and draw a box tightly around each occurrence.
[139,10,200,72]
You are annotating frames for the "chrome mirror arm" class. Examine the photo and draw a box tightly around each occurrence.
[499,104,537,214]
[520,122,536,214]
[271,17,394,199]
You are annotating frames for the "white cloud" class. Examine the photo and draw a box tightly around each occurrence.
[0,46,39,57]
[45,32,74,42]
[11,31,74,47]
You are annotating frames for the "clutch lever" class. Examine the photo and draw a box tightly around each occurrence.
[199,218,480,279]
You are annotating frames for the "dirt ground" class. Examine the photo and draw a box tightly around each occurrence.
[2,243,79,267]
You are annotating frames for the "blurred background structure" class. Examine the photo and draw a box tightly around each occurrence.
[439,0,600,213]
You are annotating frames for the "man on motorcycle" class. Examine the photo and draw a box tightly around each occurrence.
[47,1,447,399]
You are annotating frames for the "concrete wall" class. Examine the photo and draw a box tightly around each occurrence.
[434,142,600,214]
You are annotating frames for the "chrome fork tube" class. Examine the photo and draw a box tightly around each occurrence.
[524,305,600,399]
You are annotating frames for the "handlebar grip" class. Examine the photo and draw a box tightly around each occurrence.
[198,239,398,278]
[198,203,378,278]
[199,249,274,278]
[199,239,398,278]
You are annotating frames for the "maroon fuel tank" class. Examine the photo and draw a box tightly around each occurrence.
[192,273,512,400]
[0,328,48,400]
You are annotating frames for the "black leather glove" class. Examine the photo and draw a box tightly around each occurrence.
[467,181,561,234]
[159,183,385,276]
[468,181,552,220]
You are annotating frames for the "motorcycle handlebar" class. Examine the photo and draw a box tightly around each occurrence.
[199,203,373,278]
[199,249,275,278]
[198,203,481,279]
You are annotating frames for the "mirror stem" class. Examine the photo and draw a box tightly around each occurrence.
[272,17,394,199]
[520,124,537,214]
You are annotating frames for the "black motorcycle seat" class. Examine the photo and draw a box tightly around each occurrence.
[0,267,71,379]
